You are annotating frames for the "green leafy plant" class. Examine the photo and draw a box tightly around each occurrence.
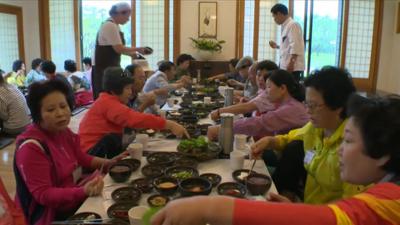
[189,38,226,53]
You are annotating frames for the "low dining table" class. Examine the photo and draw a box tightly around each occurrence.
[77,93,277,219]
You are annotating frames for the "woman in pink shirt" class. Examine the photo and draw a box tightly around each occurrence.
[208,69,309,140]
[14,80,115,225]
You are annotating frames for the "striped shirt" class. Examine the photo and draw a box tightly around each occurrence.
[0,84,31,130]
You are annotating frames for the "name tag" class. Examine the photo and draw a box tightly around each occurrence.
[0,203,5,217]
[304,150,316,164]
[72,166,82,184]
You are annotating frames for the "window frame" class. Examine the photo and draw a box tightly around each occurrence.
[38,0,181,71]
[0,3,25,65]
[236,0,383,92]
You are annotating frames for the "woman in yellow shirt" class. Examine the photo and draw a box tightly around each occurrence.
[7,60,26,87]
[252,66,363,204]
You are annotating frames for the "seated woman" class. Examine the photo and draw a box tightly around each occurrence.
[7,60,26,88]
[151,95,400,225]
[125,64,166,113]
[64,59,93,107]
[0,70,30,136]
[143,61,191,109]
[79,67,188,158]
[209,60,278,121]
[208,69,309,140]
[14,80,115,225]
[25,58,47,87]
[207,58,244,83]
[251,66,362,204]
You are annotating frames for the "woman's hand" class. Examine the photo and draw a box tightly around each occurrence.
[266,193,292,203]
[207,125,220,141]
[165,120,190,139]
[83,176,104,197]
[250,137,271,159]
[210,110,220,121]
[151,197,207,225]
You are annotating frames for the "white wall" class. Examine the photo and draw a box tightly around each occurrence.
[377,0,400,94]
[180,0,236,61]
[0,0,41,70]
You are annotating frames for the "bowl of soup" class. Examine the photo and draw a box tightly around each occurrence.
[109,162,133,183]
[246,173,272,195]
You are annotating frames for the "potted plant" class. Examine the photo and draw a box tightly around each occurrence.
[189,37,226,60]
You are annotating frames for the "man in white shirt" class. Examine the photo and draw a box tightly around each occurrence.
[269,4,305,82]
[92,2,147,99]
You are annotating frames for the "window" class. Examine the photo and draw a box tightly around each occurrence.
[49,0,76,71]
[0,4,24,72]
[294,0,342,73]
[344,0,375,78]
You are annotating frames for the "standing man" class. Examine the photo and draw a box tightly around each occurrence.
[92,2,147,99]
[269,4,305,82]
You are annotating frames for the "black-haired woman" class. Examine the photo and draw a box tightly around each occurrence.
[7,60,26,87]
[207,69,309,140]
[252,66,363,204]
[14,80,114,225]
[79,67,188,158]
[151,95,400,225]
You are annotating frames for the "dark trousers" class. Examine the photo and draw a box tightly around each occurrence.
[263,140,307,198]
[87,133,123,159]
[292,71,304,82]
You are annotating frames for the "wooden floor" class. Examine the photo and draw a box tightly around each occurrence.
[0,109,88,196]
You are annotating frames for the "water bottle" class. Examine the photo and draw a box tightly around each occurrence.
[219,113,234,154]
[224,87,234,107]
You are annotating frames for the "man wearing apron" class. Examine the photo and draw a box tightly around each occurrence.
[92,2,146,99]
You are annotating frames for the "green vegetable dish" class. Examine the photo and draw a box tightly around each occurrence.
[178,136,208,152]
[177,136,221,161]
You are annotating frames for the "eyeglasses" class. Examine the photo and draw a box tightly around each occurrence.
[304,101,325,110]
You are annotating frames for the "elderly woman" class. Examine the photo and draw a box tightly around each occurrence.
[79,67,188,158]
[14,80,114,225]
[151,94,400,225]
[208,69,309,140]
[0,70,30,135]
[92,2,147,99]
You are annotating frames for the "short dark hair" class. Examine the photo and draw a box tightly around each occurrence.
[229,58,240,68]
[103,67,134,95]
[31,58,43,70]
[27,79,73,123]
[268,69,304,102]
[64,59,77,73]
[158,61,175,72]
[125,64,141,77]
[304,66,356,119]
[0,69,4,84]
[12,60,24,72]
[347,94,400,174]
[256,60,279,72]
[82,57,92,66]
[41,60,56,74]
[176,54,195,65]
[271,3,289,15]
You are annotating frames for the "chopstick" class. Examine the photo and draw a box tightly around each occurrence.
[246,159,257,186]
[52,218,113,225]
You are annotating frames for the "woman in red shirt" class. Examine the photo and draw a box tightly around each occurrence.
[151,95,400,225]
[79,67,188,158]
